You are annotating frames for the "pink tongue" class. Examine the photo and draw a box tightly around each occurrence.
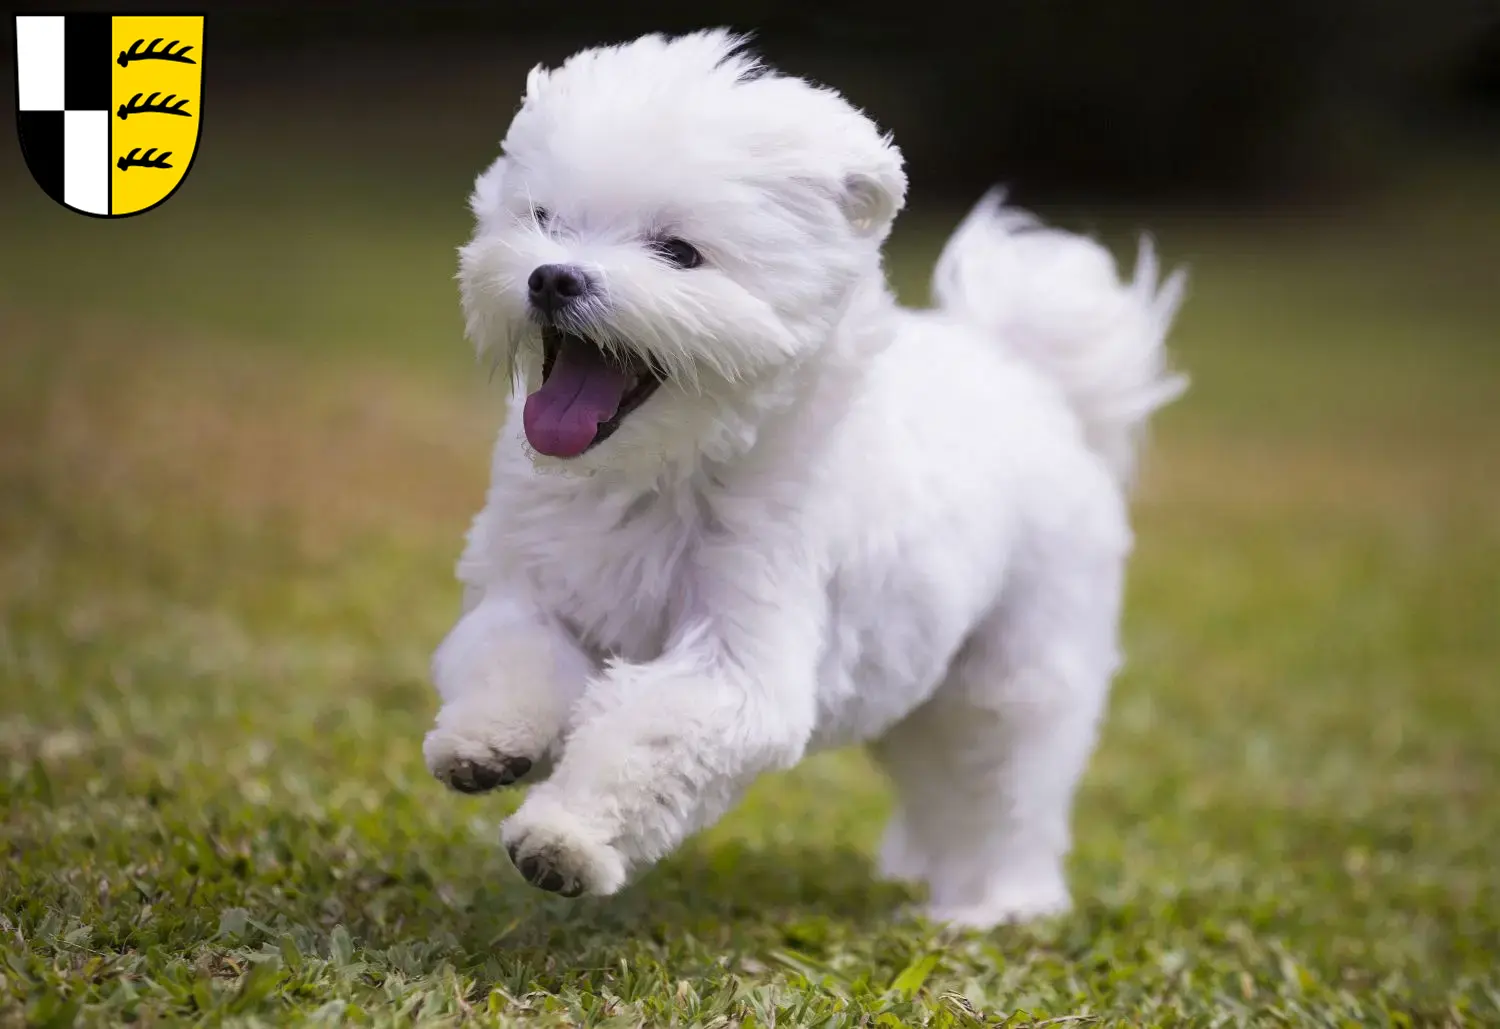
[523,337,633,458]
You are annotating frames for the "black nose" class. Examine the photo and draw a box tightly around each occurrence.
[528,264,589,316]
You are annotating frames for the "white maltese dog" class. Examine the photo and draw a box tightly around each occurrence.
[423,29,1185,928]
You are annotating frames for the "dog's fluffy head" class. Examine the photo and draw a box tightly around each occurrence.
[458,29,906,475]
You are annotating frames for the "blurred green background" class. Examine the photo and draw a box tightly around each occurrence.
[1,4,1498,1024]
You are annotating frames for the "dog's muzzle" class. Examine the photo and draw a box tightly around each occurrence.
[522,327,664,458]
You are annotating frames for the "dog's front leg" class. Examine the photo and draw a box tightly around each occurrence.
[423,588,595,794]
[499,561,823,897]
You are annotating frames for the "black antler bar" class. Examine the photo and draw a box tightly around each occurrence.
[116,147,175,171]
[117,38,196,68]
[117,92,192,121]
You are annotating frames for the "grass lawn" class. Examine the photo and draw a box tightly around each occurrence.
[1,123,1498,1025]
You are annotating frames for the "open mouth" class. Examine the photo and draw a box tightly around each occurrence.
[521,326,664,458]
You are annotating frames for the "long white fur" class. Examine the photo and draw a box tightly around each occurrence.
[425,28,1186,927]
[931,192,1188,486]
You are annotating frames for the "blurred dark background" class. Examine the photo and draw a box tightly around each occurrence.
[5,0,1494,402]
[17,0,1500,210]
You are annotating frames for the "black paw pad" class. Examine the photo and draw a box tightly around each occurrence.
[449,759,505,793]
[447,755,535,793]
[509,848,579,896]
[499,756,533,784]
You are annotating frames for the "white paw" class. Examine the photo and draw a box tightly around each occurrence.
[925,875,1072,929]
[500,791,627,897]
[423,693,560,794]
[425,599,590,794]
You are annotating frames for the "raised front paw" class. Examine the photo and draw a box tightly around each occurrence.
[500,791,627,897]
[423,694,558,794]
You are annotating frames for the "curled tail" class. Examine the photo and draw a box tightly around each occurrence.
[931,190,1187,487]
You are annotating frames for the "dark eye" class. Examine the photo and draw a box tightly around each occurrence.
[653,237,703,269]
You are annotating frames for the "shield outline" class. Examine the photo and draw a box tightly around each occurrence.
[11,10,206,219]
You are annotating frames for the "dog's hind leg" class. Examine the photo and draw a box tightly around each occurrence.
[870,519,1127,929]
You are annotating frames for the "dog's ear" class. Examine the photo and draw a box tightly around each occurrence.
[839,136,907,240]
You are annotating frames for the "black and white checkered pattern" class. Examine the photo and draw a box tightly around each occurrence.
[16,14,113,214]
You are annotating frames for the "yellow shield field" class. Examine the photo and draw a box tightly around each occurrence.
[110,15,203,215]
